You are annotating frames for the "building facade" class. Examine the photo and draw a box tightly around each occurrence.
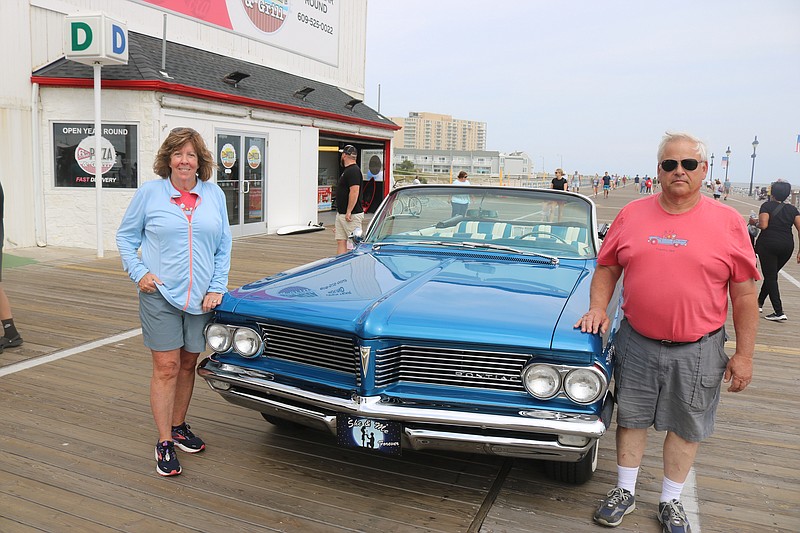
[391,112,486,151]
[394,149,532,185]
[2,0,398,251]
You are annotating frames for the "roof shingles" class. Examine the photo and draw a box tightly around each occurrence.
[33,31,397,130]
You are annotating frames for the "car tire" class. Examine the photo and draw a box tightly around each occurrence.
[260,412,303,430]
[542,441,598,485]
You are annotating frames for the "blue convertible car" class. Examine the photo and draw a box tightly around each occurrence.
[198,185,623,484]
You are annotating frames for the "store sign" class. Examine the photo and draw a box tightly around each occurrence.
[64,13,128,65]
[53,123,138,188]
[133,0,339,66]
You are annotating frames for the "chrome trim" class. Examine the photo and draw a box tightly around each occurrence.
[198,359,606,461]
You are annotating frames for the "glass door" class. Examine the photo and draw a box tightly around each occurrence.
[216,133,267,237]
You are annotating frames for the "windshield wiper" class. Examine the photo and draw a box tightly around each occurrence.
[458,241,559,264]
[371,240,559,264]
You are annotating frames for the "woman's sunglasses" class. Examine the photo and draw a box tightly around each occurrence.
[660,159,701,172]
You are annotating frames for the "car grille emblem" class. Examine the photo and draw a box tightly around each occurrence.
[359,346,371,378]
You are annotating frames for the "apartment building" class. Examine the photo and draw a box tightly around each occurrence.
[391,112,487,151]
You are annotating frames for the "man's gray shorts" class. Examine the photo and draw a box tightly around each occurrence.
[613,320,728,442]
[139,290,210,353]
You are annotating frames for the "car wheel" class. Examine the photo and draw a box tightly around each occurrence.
[542,441,598,485]
[260,412,303,429]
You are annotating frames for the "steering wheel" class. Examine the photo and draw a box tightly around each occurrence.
[517,230,569,244]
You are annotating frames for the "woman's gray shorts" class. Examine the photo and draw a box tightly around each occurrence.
[613,320,728,442]
[139,290,210,353]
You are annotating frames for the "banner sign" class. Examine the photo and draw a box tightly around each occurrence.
[134,0,339,66]
[53,123,138,188]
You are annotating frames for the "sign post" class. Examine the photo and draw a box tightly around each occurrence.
[64,13,128,257]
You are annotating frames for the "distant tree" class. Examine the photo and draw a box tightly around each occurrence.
[396,160,416,173]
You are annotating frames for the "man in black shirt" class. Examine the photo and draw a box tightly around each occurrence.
[335,145,364,254]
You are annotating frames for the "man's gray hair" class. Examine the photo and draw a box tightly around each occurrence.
[657,132,708,162]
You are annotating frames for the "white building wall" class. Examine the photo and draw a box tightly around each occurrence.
[2,0,376,249]
[37,86,329,250]
[28,0,368,97]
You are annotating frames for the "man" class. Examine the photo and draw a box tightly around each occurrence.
[335,145,364,254]
[602,171,612,198]
[576,132,759,533]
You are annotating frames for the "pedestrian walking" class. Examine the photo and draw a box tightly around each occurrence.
[602,172,611,198]
[576,131,759,533]
[754,180,800,322]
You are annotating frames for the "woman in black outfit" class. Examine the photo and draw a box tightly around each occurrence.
[755,180,800,321]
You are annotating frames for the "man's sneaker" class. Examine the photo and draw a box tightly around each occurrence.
[155,440,181,477]
[0,335,23,349]
[658,499,691,533]
[764,313,788,322]
[593,487,636,527]
[171,423,206,453]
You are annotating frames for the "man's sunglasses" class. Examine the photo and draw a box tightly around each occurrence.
[660,159,701,172]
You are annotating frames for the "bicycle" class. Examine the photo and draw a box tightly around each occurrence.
[390,195,423,216]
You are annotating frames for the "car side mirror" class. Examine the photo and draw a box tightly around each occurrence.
[350,226,363,245]
[598,223,610,240]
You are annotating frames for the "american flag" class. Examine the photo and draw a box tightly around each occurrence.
[721,156,728,169]
[796,134,800,152]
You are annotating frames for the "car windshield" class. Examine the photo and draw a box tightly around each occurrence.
[365,186,597,259]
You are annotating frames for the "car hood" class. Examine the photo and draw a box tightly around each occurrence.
[226,249,595,351]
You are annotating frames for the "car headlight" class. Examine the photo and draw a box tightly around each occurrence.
[232,327,263,358]
[563,367,605,404]
[205,323,232,353]
[521,364,561,399]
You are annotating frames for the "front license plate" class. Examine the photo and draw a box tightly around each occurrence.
[336,414,401,455]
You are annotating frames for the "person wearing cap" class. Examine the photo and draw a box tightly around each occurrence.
[336,145,364,254]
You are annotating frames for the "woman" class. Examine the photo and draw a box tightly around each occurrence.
[117,127,232,476]
[754,180,800,322]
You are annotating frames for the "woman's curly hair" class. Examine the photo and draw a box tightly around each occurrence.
[153,127,215,181]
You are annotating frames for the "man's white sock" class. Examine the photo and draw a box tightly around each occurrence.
[660,476,685,503]
[617,465,639,495]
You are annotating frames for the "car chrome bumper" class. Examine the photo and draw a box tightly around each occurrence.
[198,358,610,462]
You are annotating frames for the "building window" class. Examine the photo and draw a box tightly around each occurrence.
[53,122,138,188]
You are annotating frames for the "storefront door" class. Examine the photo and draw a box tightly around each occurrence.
[216,133,267,237]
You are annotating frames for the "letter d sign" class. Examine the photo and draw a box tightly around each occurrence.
[71,22,92,51]
[112,25,126,55]
[64,13,128,65]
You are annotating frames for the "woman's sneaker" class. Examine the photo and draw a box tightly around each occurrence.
[155,440,181,476]
[171,422,206,453]
[764,313,788,322]
[594,487,636,527]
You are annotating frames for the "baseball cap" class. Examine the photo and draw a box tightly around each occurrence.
[339,145,357,156]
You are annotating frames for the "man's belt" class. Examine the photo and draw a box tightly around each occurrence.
[658,326,723,346]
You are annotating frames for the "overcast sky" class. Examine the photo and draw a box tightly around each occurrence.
[364,0,800,186]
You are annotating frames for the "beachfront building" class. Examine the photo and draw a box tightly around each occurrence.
[2,0,398,251]
[391,112,487,151]
[393,149,532,185]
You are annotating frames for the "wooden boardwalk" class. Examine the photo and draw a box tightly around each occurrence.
[1,185,798,532]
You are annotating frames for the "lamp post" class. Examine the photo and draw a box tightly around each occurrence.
[723,146,731,186]
[749,135,759,197]
[709,153,714,183]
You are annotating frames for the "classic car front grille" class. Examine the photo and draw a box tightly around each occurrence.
[374,345,530,391]
[258,323,359,377]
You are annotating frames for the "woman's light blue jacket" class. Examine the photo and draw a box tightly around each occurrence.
[116,178,232,315]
